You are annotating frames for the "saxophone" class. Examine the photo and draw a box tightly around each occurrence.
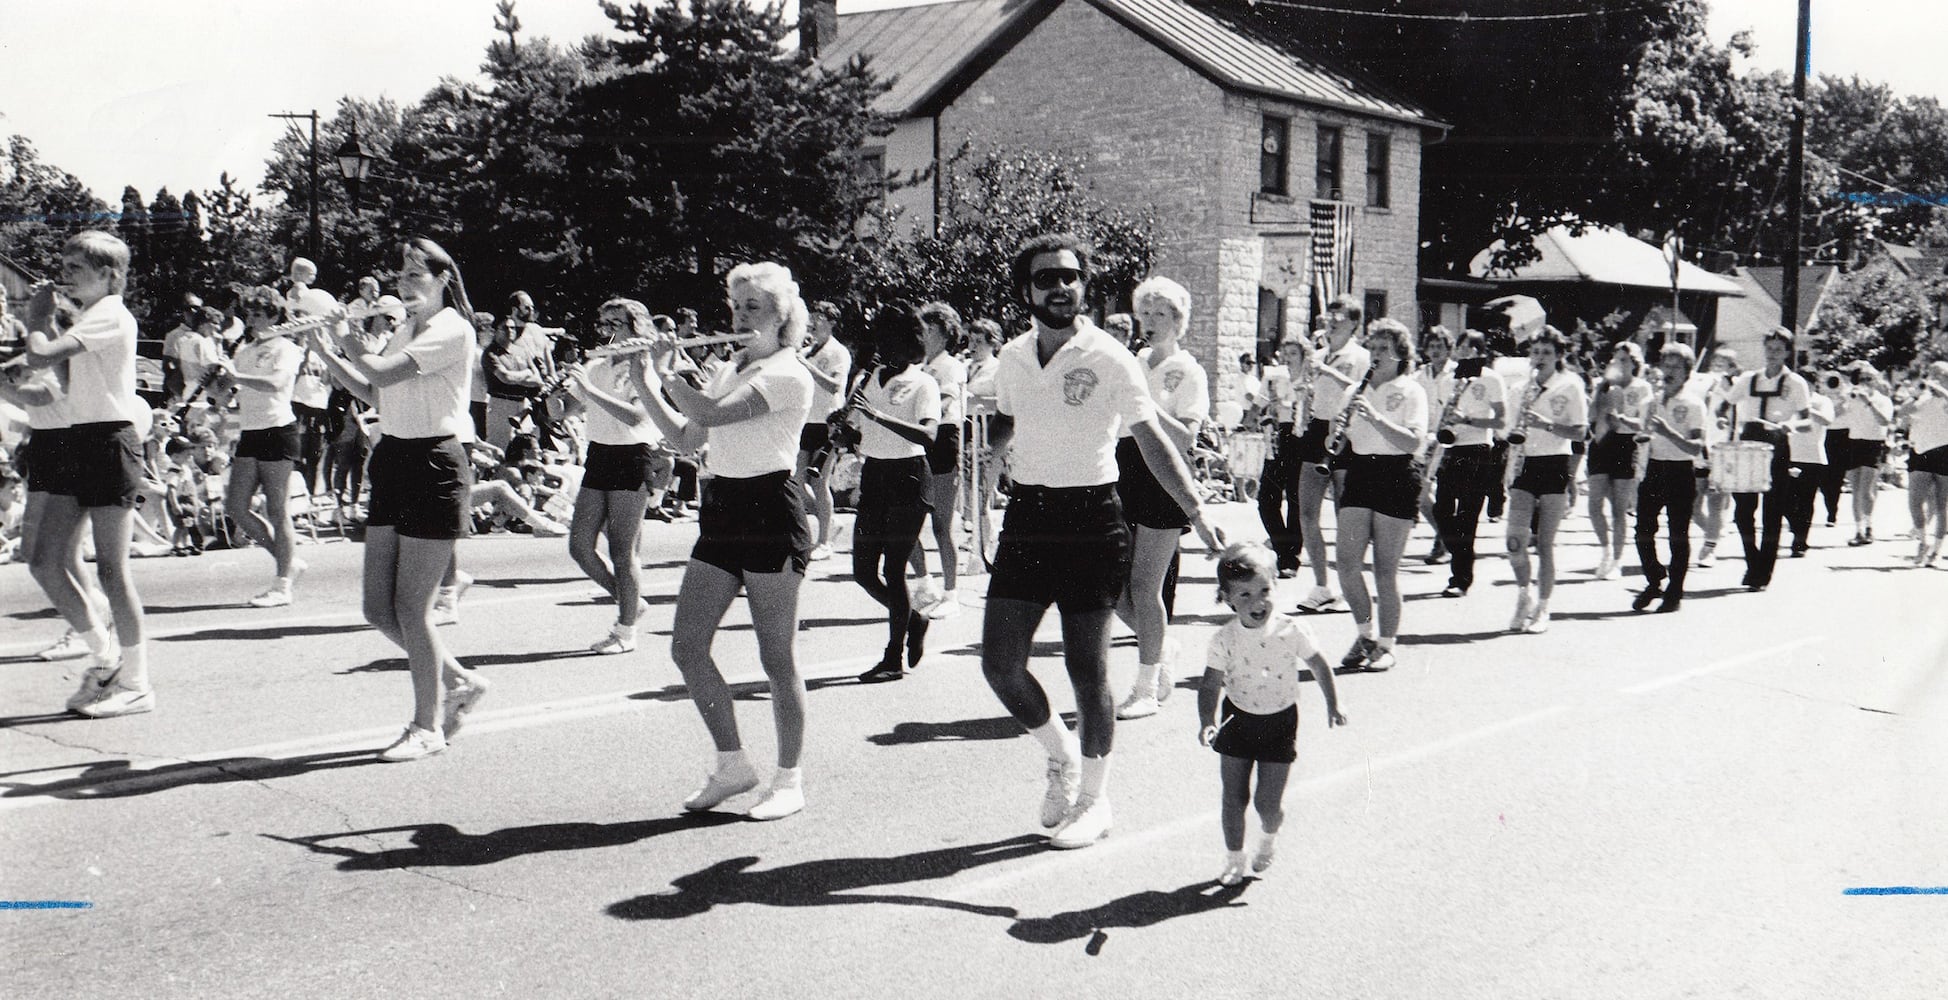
[1315,366,1377,474]
[1423,364,1480,487]
[1505,375,1548,481]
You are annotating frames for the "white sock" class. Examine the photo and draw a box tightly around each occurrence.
[770,766,802,790]
[611,621,638,641]
[1028,718,1078,764]
[117,644,150,689]
[435,585,458,606]
[1080,754,1111,800]
[1133,661,1162,692]
[1532,599,1550,616]
[1357,618,1377,639]
[1375,636,1396,651]
[82,628,114,658]
[1227,849,1247,867]
[716,749,752,776]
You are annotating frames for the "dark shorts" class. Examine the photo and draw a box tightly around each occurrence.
[1586,432,1639,480]
[926,423,962,477]
[1912,444,1948,477]
[1291,418,1332,466]
[60,422,144,509]
[798,421,829,456]
[236,422,302,463]
[21,427,74,495]
[365,435,473,540]
[1115,436,1190,530]
[987,483,1132,613]
[1847,438,1886,471]
[583,442,656,493]
[1512,454,1573,497]
[854,456,931,545]
[692,470,812,578]
[1211,699,1298,764]
[1337,452,1420,522]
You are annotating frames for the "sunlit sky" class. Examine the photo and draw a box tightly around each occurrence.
[0,0,1941,204]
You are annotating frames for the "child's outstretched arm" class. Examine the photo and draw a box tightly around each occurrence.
[1197,668,1224,745]
[1305,652,1347,727]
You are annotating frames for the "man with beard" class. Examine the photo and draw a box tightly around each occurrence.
[980,233,1221,850]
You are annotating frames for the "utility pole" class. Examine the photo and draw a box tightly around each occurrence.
[1781,0,1811,335]
[269,110,320,263]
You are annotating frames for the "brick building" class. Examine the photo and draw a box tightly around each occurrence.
[813,0,1442,406]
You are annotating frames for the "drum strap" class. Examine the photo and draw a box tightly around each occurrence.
[1747,373,1784,421]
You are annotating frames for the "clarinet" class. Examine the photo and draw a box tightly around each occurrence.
[809,364,876,475]
[1315,366,1377,474]
[1505,376,1548,482]
[509,361,583,436]
[1423,370,1479,488]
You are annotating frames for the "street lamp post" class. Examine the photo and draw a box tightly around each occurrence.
[268,110,320,263]
[334,122,379,209]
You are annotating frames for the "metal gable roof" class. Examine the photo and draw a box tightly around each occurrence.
[818,0,1439,128]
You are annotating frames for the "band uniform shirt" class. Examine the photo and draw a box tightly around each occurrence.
[1515,370,1589,457]
[1838,388,1893,442]
[804,336,852,423]
[994,319,1154,489]
[232,335,304,431]
[374,307,474,440]
[701,347,812,479]
[1344,372,1428,456]
[857,365,940,461]
[1647,388,1708,463]
[578,357,662,448]
[1907,393,1948,456]
[63,293,142,425]
[1300,341,1372,426]
[1445,367,1506,448]
[926,350,968,427]
[1206,614,1321,715]
[1126,348,1209,440]
[1725,370,1811,432]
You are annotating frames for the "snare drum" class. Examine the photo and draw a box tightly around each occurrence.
[1709,441,1775,493]
[1227,431,1268,482]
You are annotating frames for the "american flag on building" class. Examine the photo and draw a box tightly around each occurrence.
[1308,199,1357,309]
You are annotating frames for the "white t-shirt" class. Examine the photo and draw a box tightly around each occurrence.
[857,365,940,461]
[1513,369,1589,457]
[1838,389,1893,441]
[232,336,304,431]
[967,354,999,407]
[375,307,474,440]
[1445,367,1506,448]
[1415,361,1455,419]
[1907,394,1948,455]
[1725,369,1811,433]
[1345,372,1427,456]
[1206,614,1321,715]
[703,348,813,479]
[292,348,331,410]
[1260,363,1296,425]
[994,320,1154,488]
[63,294,143,425]
[1646,388,1708,463]
[1138,347,1210,432]
[926,350,968,426]
[1593,378,1654,438]
[1787,393,1835,464]
[16,367,70,430]
[1302,340,1372,424]
[577,357,661,448]
[803,336,852,422]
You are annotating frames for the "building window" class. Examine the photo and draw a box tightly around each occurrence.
[1365,132,1390,208]
[1315,125,1342,201]
[856,148,886,203]
[1259,116,1289,196]
[1363,290,1388,325]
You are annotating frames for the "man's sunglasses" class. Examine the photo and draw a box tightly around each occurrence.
[1030,268,1083,291]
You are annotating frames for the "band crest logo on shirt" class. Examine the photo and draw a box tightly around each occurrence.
[1549,396,1569,418]
[1385,390,1405,411]
[1673,404,1689,423]
[1162,370,1184,393]
[1062,368,1099,405]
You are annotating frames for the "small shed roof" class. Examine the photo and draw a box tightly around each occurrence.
[1470,226,1744,297]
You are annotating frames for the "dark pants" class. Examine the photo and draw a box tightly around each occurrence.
[1783,461,1824,551]
[1255,425,1303,571]
[1431,445,1496,591]
[1818,431,1848,522]
[293,402,330,495]
[1485,440,1509,520]
[1732,437,1792,587]
[1635,460,1696,595]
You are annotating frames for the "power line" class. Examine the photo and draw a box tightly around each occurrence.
[1243,1,1661,22]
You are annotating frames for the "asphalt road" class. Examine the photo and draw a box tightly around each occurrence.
[4,500,1946,999]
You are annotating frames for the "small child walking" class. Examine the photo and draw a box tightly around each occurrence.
[1197,542,1346,886]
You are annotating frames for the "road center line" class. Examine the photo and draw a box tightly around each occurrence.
[1619,635,1826,695]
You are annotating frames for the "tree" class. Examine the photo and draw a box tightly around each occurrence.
[848,144,1160,331]
[0,134,108,277]
[1807,261,1928,371]
[199,172,280,297]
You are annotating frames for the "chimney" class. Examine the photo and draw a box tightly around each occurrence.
[801,0,839,57]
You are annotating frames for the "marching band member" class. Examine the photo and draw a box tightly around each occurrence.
[793,300,851,561]
[310,237,489,761]
[630,261,815,822]
[1836,360,1894,546]
[1255,333,1308,578]
[566,298,662,655]
[1689,347,1741,567]
[850,304,941,683]
[222,285,310,608]
[1429,331,1506,598]
[1332,319,1427,672]
[1293,295,1371,614]
[1722,328,1810,591]
[1584,343,1653,580]
[1504,327,1588,634]
[1413,325,1456,564]
[1782,371,1837,558]
[1631,343,1706,613]
[1113,276,1209,719]
[908,303,968,618]
[1900,361,1948,567]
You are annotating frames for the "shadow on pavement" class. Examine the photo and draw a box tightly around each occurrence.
[337,649,593,674]
[144,601,273,615]
[1006,879,1250,947]
[0,749,384,803]
[470,576,586,589]
[1399,630,1510,646]
[158,623,370,643]
[867,712,1077,745]
[263,811,744,870]
[605,834,1046,921]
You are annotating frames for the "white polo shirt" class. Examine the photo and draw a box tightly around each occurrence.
[702,347,812,479]
[232,335,304,431]
[1594,378,1654,437]
[1138,347,1210,431]
[1445,367,1506,448]
[1513,369,1588,457]
[1906,394,1948,455]
[1787,393,1835,464]
[17,367,70,430]
[1646,388,1707,463]
[1725,369,1811,431]
[63,294,143,425]
[994,319,1153,488]
[1345,372,1428,456]
[858,365,940,461]
[926,350,968,426]
[1838,389,1893,442]
[1302,340,1371,424]
[375,307,473,440]
[803,336,851,422]
[577,357,661,448]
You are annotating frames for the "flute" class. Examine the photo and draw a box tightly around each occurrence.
[588,332,754,359]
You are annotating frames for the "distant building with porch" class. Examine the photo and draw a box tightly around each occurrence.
[2,253,42,315]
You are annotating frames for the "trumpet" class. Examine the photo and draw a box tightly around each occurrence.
[1315,366,1377,474]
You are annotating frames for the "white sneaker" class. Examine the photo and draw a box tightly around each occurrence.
[74,682,155,719]
[1115,688,1161,720]
[37,630,90,662]
[746,774,805,821]
[808,543,833,562]
[1509,592,1536,633]
[1218,858,1248,886]
[924,589,961,620]
[1294,586,1342,614]
[590,627,637,655]
[442,676,490,739]
[65,661,120,712]
[1593,555,1617,580]
[1040,757,1079,829]
[1049,794,1112,849]
[683,759,760,811]
[1696,544,1716,568]
[1155,662,1174,704]
[1251,834,1278,873]
[529,517,569,537]
[909,585,942,614]
[1523,608,1551,635]
[430,599,460,627]
[378,725,446,762]
[247,585,293,608]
